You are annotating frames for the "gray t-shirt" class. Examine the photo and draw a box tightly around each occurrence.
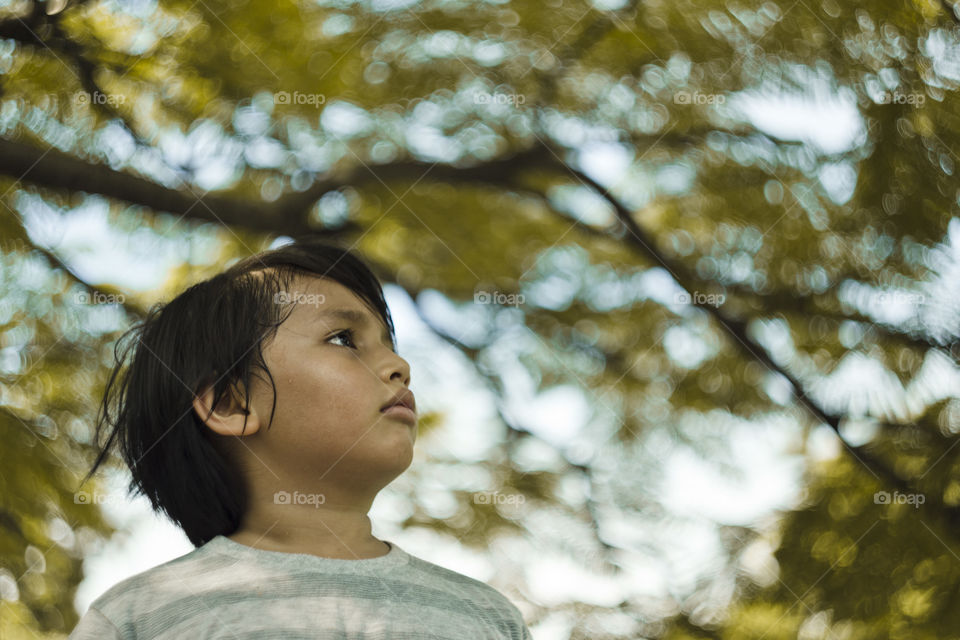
[68,535,533,639]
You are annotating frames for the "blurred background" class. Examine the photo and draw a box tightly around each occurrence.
[1,0,959,638]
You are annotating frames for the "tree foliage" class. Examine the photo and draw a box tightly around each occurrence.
[1,0,959,637]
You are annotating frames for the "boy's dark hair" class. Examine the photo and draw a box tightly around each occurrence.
[81,237,396,547]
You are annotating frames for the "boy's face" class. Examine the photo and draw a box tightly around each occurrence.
[200,273,416,502]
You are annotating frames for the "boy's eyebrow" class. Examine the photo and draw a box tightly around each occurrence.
[312,307,393,347]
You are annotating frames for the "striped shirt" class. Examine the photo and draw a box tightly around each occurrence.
[68,535,533,639]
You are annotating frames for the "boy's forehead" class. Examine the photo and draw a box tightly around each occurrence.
[281,274,389,338]
[286,273,358,303]
[246,268,351,299]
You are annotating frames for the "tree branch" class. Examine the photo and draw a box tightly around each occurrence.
[541,154,960,522]
[709,280,955,359]
[32,244,150,318]
[0,137,561,234]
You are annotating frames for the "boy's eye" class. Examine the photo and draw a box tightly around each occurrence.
[327,329,357,349]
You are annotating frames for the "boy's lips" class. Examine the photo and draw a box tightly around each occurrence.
[380,388,416,425]
[380,388,416,413]
[381,404,417,425]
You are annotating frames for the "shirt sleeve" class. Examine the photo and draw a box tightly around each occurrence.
[68,606,124,640]
[521,619,534,640]
[518,612,535,639]
[504,598,534,640]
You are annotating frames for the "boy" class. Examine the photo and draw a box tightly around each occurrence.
[69,238,533,639]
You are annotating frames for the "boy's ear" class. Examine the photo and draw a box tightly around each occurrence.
[192,382,261,437]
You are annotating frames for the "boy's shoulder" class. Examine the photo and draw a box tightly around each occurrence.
[369,545,532,639]
[403,550,524,609]
[82,541,213,616]
[70,543,213,639]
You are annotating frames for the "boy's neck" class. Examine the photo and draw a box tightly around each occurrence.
[227,510,390,560]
